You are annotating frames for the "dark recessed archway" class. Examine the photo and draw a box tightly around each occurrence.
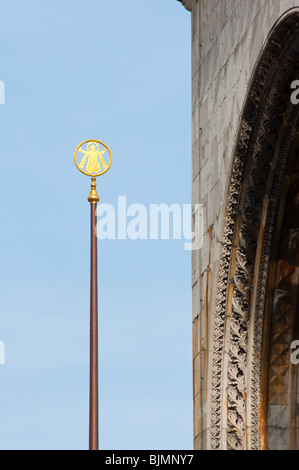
[263,133,299,450]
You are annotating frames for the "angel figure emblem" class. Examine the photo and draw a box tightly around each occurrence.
[74,140,112,177]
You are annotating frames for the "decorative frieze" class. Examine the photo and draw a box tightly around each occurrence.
[210,14,299,450]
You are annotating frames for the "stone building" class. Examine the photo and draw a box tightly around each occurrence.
[178,0,299,450]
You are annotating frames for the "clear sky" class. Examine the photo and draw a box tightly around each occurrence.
[0,0,192,450]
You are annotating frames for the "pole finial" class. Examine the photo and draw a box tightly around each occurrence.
[88,177,100,204]
[74,139,112,205]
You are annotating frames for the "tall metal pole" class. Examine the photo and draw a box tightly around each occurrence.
[74,139,112,451]
[88,177,100,451]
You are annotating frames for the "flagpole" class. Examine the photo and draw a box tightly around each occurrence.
[88,177,100,450]
[74,140,112,451]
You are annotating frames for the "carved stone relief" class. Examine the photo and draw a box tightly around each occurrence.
[210,14,299,450]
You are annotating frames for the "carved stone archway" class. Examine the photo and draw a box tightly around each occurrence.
[210,11,299,450]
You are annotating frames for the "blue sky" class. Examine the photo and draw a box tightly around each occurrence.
[0,0,192,450]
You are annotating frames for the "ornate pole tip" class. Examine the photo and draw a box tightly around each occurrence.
[88,177,100,204]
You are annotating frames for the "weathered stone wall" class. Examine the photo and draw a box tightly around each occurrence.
[179,0,299,450]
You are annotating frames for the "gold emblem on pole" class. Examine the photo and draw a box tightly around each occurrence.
[74,140,112,177]
[74,139,112,203]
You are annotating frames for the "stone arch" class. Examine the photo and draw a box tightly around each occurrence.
[210,10,299,450]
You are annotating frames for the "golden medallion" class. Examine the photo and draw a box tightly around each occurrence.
[74,140,112,177]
